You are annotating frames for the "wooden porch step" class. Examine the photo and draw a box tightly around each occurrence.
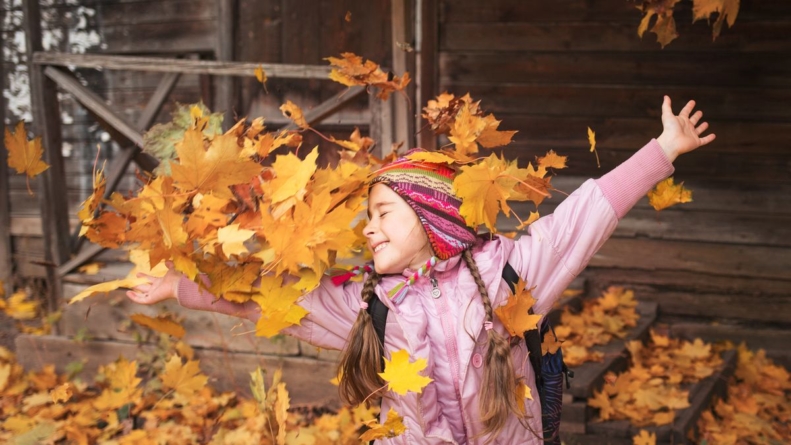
[14,334,341,408]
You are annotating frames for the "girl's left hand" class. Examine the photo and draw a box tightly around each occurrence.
[656,95,716,162]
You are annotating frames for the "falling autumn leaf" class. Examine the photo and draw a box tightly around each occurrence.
[359,409,407,441]
[326,52,410,100]
[378,350,433,395]
[454,154,521,231]
[129,314,186,339]
[647,177,692,211]
[633,429,657,445]
[588,126,600,168]
[161,355,208,397]
[493,278,542,337]
[692,0,740,40]
[5,121,49,194]
[279,100,310,129]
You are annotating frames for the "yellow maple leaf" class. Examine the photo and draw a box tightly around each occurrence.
[69,276,150,303]
[448,101,486,156]
[454,153,521,231]
[280,100,309,129]
[588,126,601,168]
[254,65,268,93]
[516,211,540,231]
[130,313,186,339]
[493,278,542,337]
[378,349,433,395]
[251,275,309,338]
[637,0,682,48]
[161,354,208,397]
[265,147,319,206]
[77,262,102,275]
[94,357,142,410]
[185,193,229,237]
[647,177,692,211]
[405,151,457,165]
[5,121,49,194]
[170,129,263,198]
[477,114,517,149]
[50,382,74,403]
[359,408,407,441]
[275,382,289,445]
[537,150,568,170]
[633,429,656,445]
[217,223,255,258]
[2,291,38,320]
[202,260,259,302]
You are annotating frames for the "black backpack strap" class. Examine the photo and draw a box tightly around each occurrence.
[502,262,544,388]
[367,296,389,370]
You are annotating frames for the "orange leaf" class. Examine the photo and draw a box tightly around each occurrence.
[647,177,692,211]
[359,408,407,441]
[129,313,186,339]
[161,354,208,397]
[5,121,49,194]
[633,429,657,445]
[493,277,542,337]
[454,154,522,231]
[279,100,309,129]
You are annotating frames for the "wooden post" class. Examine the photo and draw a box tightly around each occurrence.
[417,0,438,151]
[369,94,394,160]
[0,14,14,298]
[215,0,237,129]
[391,0,417,151]
[24,0,69,316]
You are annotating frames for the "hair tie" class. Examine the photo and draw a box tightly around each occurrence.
[483,321,493,331]
[388,256,439,304]
[360,301,368,311]
[329,264,374,286]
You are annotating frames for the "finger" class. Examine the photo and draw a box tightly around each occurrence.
[661,95,673,116]
[695,121,709,135]
[133,283,152,293]
[699,133,716,145]
[679,100,696,119]
[127,290,146,303]
[689,110,703,125]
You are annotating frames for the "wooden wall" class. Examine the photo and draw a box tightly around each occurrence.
[439,0,791,333]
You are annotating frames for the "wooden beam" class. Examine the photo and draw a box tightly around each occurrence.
[33,52,332,80]
[24,0,70,318]
[0,20,12,297]
[215,0,237,129]
[391,0,417,151]
[370,93,394,159]
[44,66,144,147]
[281,85,367,131]
[417,0,438,150]
[65,72,178,272]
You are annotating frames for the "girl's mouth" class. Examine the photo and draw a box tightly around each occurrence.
[374,242,389,253]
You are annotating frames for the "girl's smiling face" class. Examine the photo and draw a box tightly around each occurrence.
[364,183,433,275]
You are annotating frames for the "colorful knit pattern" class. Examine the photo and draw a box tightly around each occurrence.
[387,256,438,304]
[328,264,374,286]
[370,151,477,260]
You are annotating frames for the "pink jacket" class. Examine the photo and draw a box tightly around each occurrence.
[179,140,674,444]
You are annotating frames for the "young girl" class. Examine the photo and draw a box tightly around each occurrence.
[128,96,714,444]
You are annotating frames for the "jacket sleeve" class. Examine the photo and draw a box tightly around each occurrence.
[177,274,364,350]
[507,139,674,314]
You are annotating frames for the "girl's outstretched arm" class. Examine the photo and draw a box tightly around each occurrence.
[508,96,714,314]
[127,266,364,350]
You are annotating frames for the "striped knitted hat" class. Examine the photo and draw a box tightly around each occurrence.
[370,150,477,260]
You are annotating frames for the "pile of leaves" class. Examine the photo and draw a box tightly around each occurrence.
[544,286,641,367]
[588,331,723,427]
[696,343,791,444]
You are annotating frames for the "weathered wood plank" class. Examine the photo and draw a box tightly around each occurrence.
[14,334,340,406]
[418,0,439,150]
[489,115,791,155]
[590,237,791,281]
[441,21,791,53]
[96,0,214,26]
[33,52,333,79]
[215,0,237,130]
[281,85,367,131]
[0,22,12,297]
[441,0,789,23]
[441,83,791,121]
[25,0,69,318]
[440,52,791,88]
[391,0,416,149]
[100,20,216,54]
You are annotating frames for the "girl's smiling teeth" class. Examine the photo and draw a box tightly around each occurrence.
[374,242,389,253]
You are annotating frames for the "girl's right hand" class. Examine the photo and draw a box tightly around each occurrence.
[126,265,183,305]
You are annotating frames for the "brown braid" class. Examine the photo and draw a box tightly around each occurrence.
[462,249,531,439]
[337,272,384,407]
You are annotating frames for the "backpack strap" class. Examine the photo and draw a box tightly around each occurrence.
[502,262,545,387]
[366,295,389,370]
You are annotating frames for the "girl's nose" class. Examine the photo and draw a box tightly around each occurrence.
[363,219,376,237]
